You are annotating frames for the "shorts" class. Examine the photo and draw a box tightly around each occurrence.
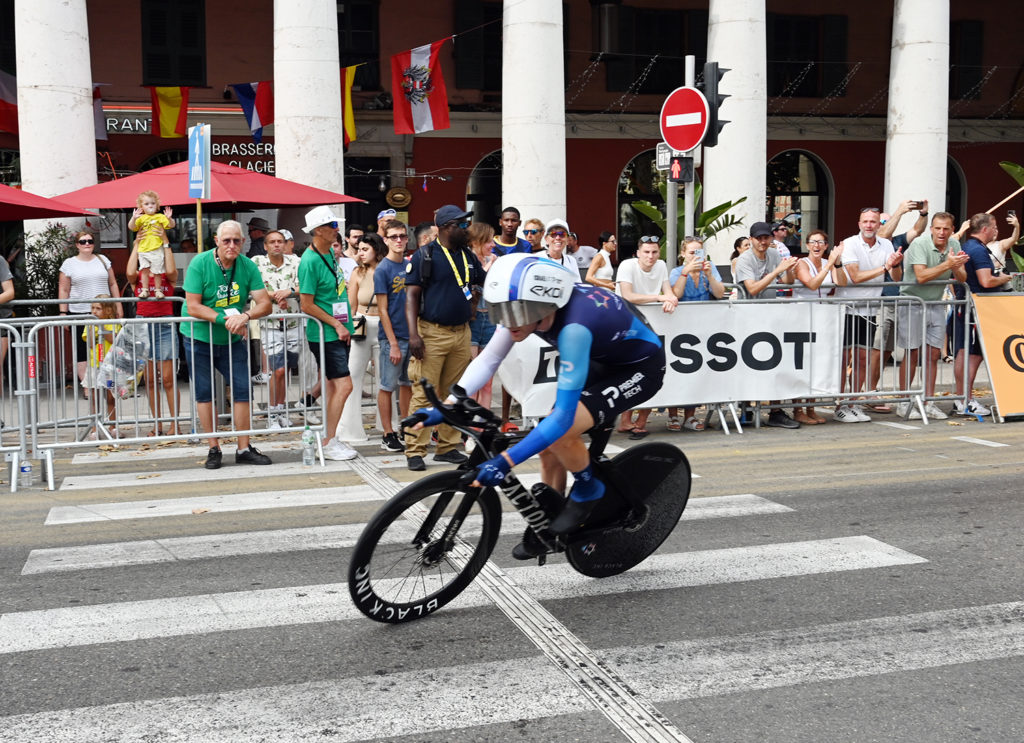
[268,347,300,370]
[138,248,166,275]
[183,336,251,403]
[470,310,497,347]
[896,302,946,350]
[578,349,666,430]
[873,303,896,353]
[378,338,411,391]
[949,307,982,356]
[263,325,301,358]
[843,313,875,349]
[147,321,179,361]
[308,338,350,380]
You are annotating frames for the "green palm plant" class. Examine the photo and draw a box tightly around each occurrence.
[630,178,747,242]
[998,161,1024,272]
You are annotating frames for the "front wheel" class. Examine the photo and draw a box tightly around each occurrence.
[348,470,502,623]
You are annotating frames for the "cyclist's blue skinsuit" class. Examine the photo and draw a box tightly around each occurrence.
[454,283,665,483]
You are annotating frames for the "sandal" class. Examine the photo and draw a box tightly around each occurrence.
[682,416,704,431]
[666,416,682,432]
[500,421,519,433]
[628,428,649,440]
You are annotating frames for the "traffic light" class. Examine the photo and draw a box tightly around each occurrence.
[668,156,694,183]
[700,61,729,148]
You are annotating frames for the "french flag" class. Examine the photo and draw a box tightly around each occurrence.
[391,38,451,135]
[231,81,274,143]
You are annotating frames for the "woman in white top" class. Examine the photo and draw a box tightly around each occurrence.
[792,230,847,424]
[585,231,617,290]
[58,230,122,393]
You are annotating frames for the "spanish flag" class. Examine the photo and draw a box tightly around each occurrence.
[148,86,190,138]
[340,65,359,148]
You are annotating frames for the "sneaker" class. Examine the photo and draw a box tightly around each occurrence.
[434,449,468,465]
[850,404,872,422]
[380,432,405,452]
[965,399,991,417]
[323,439,358,461]
[236,446,272,465]
[251,372,271,384]
[276,414,293,428]
[953,400,966,416]
[549,497,600,536]
[205,447,223,470]
[267,417,285,431]
[765,409,800,429]
[304,408,321,426]
[923,401,948,420]
[407,455,426,471]
[833,405,862,423]
[896,402,922,420]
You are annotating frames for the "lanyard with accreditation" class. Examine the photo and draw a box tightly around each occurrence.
[315,248,350,323]
[439,244,472,301]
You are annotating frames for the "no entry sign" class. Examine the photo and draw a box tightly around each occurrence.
[659,87,709,153]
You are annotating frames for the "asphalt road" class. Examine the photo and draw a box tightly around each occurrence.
[1,409,1022,742]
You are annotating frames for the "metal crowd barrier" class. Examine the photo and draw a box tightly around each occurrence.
[4,297,332,490]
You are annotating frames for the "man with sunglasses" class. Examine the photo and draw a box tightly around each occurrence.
[403,205,485,471]
[522,218,545,253]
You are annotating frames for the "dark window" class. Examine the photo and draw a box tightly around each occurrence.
[0,0,14,75]
[949,20,983,100]
[766,150,831,252]
[603,8,707,94]
[766,14,848,98]
[452,0,503,91]
[140,0,206,86]
[338,0,381,91]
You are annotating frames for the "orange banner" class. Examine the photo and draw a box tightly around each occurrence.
[972,294,1024,417]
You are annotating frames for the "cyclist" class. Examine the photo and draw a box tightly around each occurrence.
[412,252,666,554]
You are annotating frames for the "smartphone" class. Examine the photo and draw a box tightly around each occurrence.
[694,247,706,262]
[910,200,922,210]
[1009,210,1017,218]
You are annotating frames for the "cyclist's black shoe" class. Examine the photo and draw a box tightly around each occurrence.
[511,527,547,560]
[549,496,600,535]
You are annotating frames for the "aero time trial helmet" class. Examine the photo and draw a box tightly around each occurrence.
[484,253,577,328]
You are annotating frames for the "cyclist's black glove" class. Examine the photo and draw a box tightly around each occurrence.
[475,454,511,486]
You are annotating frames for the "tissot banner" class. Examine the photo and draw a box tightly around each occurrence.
[498,301,844,417]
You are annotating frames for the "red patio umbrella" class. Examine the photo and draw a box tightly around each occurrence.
[54,160,364,211]
[0,182,97,221]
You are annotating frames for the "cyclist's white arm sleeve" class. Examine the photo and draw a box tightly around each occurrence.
[453,325,514,398]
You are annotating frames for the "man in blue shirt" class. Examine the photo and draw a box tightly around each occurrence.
[492,206,532,256]
[403,205,486,471]
[952,212,1012,416]
[375,219,413,452]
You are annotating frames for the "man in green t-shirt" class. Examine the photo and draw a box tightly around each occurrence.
[299,205,358,462]
[182,220,273,469]
[896,212,968,419]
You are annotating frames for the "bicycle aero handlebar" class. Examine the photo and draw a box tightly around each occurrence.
[399,379,502,442]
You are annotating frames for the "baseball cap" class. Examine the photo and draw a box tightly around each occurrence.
[279,229,293,241]
[434,205,473,227]
[377,208,397,221]
[750,221,773,238]
[302,205,340,234]
[544,218,570,235]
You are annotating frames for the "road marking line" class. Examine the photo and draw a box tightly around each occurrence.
[0,536,924,654]
[25,495,791,574]
[58,459,356,490]
[43,485,379,525]
[951,435,1010,448]
[874,421,920,430]
[3,601,1019,742]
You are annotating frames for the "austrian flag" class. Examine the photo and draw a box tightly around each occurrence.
[391,38,451,135]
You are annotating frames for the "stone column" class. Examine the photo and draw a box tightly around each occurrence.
[702,0,767,264]
[273,0,346,207]
[501,0,565,225]
[15,0,96,231]
[884,0,949,233]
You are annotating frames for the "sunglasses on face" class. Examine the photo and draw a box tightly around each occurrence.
[523,229,540,236]
[444,220,471,229]
[547,230,567,239]
[385,234,409,241]
[319,221,340,230]
[219,237,243,244]
[640,235,660,243]
[77,239,94,245]
[807,239,827,245]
